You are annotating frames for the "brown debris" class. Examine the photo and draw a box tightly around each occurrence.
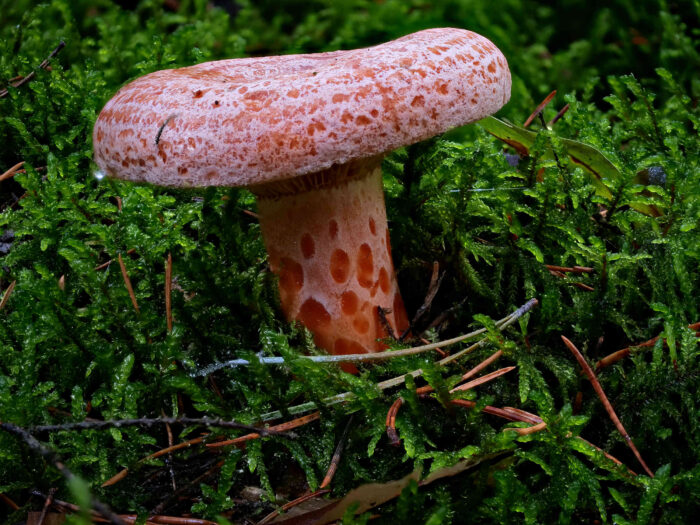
[165,252,173,332]
[0,280,17,311]
[524,90,557,127]
[0,41,66,98]
[561,335,654,477]
[118,253,140,313]
[206,412,321,449]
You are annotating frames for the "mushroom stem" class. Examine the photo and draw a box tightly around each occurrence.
[252,156,409,360]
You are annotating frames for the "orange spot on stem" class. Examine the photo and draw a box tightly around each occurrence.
[357,243,374,288]
[330,249,351,283]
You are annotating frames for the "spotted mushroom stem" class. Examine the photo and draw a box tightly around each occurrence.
[252,156,410,358]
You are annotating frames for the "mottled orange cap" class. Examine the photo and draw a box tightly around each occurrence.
[93,27,510,187]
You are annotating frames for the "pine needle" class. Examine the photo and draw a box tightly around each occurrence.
[561,335,654,477]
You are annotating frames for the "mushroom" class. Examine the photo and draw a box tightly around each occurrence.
[93,28,511,361]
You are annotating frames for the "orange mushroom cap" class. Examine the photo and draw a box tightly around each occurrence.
[93,27,510,187]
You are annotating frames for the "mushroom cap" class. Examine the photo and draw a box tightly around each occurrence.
[93,27,511,187]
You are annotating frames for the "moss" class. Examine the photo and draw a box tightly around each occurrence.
[1,1,699,523]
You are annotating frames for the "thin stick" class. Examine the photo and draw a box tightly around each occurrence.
[195,327,487,371]
[102,436,208,488]
[561,335,654,477]
[0,492,19,510]
[256,489,331,525]
[259,299,538,422]
[385,397,404,445]
[449,366,516,393]
[423,297,467,333]
[459,350,503,382]
[118,253,139,314]
[30,492,107,522]
[0,280,17,311]
[207,412,321,449]
[388,363,514,443]
[0,423,125,524]
[0,161,25,182]
[320,415,354,489]
[447,400,636,476]
[0,41,66,98]
[576,436,637,476]
[94,249,136,271]
[197,298,538,375]
[450,398,535,422]
[401,349,503,401]
[503,421,548,435]
[547,103,570,126]
[120,516,218,525]
[35,488,57,525]
[571,282,595,292]
[161,410,176,492]
[34,491,219,524]
[419,336,447,358]
[595,321,700,371]
[150,460,223,516]
[524,90,557,127]
[165,253,173,332]
[545,264,593,274]
[241,208,260,220]
[499,407,542,425]
[405,261,444,338]
[31,416,283,435]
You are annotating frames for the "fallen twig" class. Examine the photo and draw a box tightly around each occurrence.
[161,410,177,492]
[422,297,468,334]
[524,90,557,127]
[388,362,514,443]
[403,261,444,339]
[118,253,139,313]
[0,280,16,311]
[0,41,66,98]
[119,516,218,525]
[33,490,219,524]
[571,282,595,292]
[206,412,320,449]
[419,336,448,358]
[80,419,289,488]
[31,416,284,435]
[0,423,125,524]
[448,399,636,475]
[195,298,538,374]
[595,321,700,371]
[320,415,355,489]
[259,299,539,422]
[561,335,654,477]
[256,489,331,525]
[545,264,593,274]
[0,161,25,182]
[547,103,570,126]
[102,435,209,487]
[150,460,224,516]
[94,249,136,271]
[165,252,173,332]
[0,492,19,510]
[34,488,57,525]
[386,398,404,445]
[503,421,548,435]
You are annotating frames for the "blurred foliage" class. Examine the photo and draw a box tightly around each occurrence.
[0,0,699,523]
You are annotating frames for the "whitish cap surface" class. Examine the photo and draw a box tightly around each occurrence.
[93,27,511,187]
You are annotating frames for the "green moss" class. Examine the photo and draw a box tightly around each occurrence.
[1,1,699,523]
